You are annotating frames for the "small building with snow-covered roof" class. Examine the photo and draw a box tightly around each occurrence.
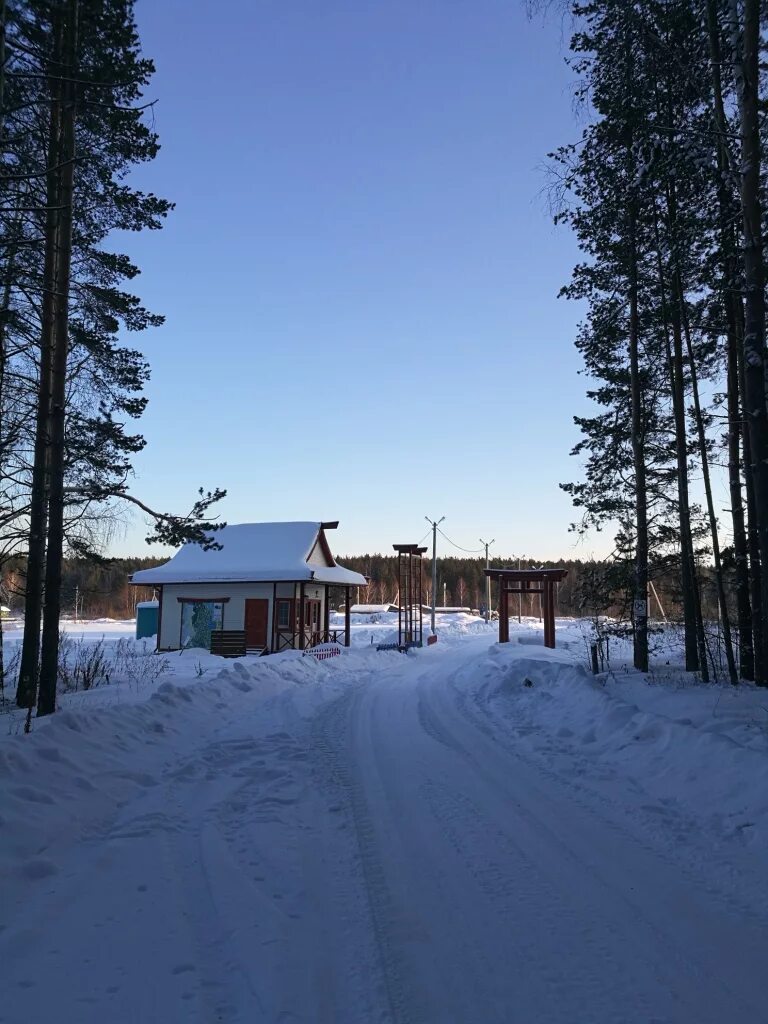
[130,521,366,655]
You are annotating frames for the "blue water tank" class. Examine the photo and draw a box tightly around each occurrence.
[136,600,159,640]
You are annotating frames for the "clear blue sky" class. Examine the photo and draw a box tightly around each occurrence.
[113,0,604,562]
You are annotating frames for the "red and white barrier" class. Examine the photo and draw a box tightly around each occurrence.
[304,643,343,661]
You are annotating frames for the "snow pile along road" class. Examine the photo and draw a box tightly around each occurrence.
[1,636,767,1023]
[0,653,340,880]
[474,643,768,847]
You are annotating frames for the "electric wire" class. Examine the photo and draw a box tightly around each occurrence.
[436,526,484,554]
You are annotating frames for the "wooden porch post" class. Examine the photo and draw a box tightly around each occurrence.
[550,580,557,647]
[272,581,277,652]
[298,581,306,650]
[499,581,509,643]
[543,579,554,648]
[550,581,556,647]
[155,585,164,652]
[323,584,330,639]
[344,586,351,646]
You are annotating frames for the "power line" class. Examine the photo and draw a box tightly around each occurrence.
[436,526,484,555]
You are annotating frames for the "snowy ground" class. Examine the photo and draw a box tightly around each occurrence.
[1,615,767,1023]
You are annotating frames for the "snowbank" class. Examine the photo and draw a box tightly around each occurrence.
[0,649,369,879]
[471,642,768,849]
[1,622,767,1023]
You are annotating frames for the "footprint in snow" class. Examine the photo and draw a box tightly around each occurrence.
[12,786,55,805]
[20,858,57,881]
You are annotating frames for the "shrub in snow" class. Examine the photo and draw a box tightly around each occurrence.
[0,646,20,708]
[56,636,170,695]
[57,634,111,692]
[110,638,170,689]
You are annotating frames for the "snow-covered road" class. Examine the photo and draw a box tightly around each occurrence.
[2,638,767,1023]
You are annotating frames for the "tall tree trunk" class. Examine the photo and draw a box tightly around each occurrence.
[0,243,13,471]
[0,604,5,705]
[680,293,737,682]
[628,203,649,672]
[669,295,702,673]
[706,0,752,680]
[650,204,699,672]
[708,4,753,679]
[653,68,704,675]
[38,0,79,717]
[727,297,754,679]
[0,0,6,154]
[737,295,764,681]
[16,11,64,709]
[731,0,768,685]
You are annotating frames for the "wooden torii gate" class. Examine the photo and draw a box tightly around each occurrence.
[484,568,568,648]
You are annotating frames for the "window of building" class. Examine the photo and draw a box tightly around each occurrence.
[179,600,224,649]
[306,600,320,630]
[276,599,292,630]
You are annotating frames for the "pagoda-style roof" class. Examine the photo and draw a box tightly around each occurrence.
[131,521,366,587]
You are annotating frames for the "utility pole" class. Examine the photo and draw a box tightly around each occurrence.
[425,516,444,635]
[480,538,495,622]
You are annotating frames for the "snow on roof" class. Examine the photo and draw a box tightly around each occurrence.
[422,606,472,614]
[350,604,398,614]
[130,522,367,587]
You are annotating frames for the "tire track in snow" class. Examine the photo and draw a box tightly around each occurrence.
[384,677,671,1020]
[126,727,323,1022]
[457,662,768,927]
[419,776,666,1022]
[414,661,768,1022]
[312,682,421,1024]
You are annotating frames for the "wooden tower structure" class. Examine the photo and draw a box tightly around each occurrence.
[393,543,426,649]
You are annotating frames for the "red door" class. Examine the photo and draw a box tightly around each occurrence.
[244,599,269,650]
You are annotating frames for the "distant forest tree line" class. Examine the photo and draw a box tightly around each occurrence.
[0,551,728,624]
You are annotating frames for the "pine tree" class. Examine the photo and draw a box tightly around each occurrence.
[546,0,768,681]
[2,0,226,715]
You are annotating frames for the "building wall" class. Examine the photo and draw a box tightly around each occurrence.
[158,581,326,651]
[307,536,332,567]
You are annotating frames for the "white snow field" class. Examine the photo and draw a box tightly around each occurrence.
[1,617,768,1023]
